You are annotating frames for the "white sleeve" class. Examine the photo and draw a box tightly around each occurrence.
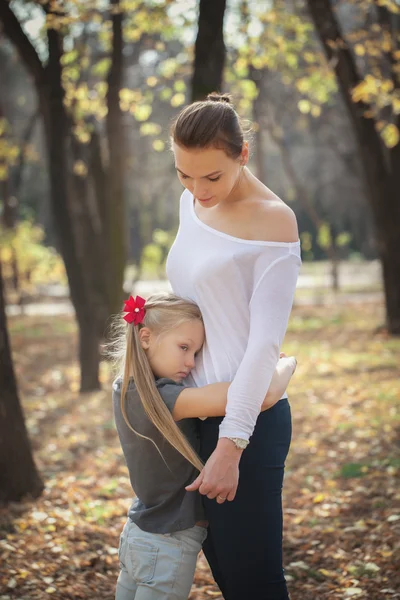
[218,250,301,441]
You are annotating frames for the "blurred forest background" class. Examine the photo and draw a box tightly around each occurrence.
[0,0,399,599]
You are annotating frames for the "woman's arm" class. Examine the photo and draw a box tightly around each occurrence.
[220,250,301,440]
[187,245,301,502]
[172,355,296,420]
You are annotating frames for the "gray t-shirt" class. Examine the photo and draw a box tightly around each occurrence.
[112,376,205,533]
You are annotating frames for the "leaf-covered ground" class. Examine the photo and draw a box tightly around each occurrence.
[1,301,399,599]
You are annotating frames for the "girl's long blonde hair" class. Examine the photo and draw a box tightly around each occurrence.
[110,293,204,472]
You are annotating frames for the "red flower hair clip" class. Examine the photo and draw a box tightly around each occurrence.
[123,295,146,325]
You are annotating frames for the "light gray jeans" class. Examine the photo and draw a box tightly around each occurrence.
[115,518,207,600]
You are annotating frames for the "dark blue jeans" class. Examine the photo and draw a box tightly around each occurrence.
[199,398,292,600]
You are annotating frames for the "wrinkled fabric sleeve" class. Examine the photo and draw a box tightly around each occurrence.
[219,250,301,441]
[156,378,187,414]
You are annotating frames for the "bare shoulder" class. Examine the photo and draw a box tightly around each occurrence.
[251,197,299,243]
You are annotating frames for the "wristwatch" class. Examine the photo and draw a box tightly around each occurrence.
[226,437,249,450]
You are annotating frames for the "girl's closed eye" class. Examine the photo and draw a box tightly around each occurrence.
[208,176,221,182]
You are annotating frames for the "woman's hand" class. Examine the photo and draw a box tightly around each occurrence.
[185,438,242,503]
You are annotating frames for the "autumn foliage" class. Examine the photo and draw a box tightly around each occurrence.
[0,301,398,599]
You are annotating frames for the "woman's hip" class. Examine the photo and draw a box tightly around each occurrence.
[200,397,292,467]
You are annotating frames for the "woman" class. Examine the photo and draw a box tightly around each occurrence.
[166,93,301,600]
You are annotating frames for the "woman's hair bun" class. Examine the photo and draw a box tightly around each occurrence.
[207,92,232,104]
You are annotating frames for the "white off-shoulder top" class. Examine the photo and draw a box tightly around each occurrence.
[166,188,302,441]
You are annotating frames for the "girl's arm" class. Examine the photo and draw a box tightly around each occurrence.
[172,355,296,421]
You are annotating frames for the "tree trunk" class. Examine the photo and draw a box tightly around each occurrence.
[0,260,43,504]
[307,0,400,333]
[105,0,126,316]
[78,311,102,391]
[191,0,227,101]
[43,26,103,389]
[0,0,128,388]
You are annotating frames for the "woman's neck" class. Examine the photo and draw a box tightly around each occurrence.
[223,167,257,206]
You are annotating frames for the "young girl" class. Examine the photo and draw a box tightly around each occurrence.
[112,292,296,600]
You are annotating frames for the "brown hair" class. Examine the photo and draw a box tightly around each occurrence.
[170,92,246,158]
[109,293,203,472]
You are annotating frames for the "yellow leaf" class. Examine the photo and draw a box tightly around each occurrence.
[0,164,8,181]
[73,160,87,177]
[18,570,29,579]
[153,140,165,152]
[296,78,310,94]
[381,79,394,93]
[382,37,391,53]
[298,100,311,114]
[313,493,325,503]
[293,515,304,524]
[304,52,315,64]
[311,105,321,118]
[381,123,399,148]
[379,550,393,558]
[352,81,368,103]
[392,98,400,114]
[170,93,185,108]
[354,44,365,56]
[319,568,337,578]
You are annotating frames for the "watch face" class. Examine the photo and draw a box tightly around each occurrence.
[230,438,248,449]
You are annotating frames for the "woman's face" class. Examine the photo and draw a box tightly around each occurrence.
[173,143,248,209]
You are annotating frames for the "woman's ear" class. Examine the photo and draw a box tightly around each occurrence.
[241,141,249,166]
[139,327,151,350]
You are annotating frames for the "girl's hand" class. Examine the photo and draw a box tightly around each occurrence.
[185,438,241,503]
[261,354,297,411]
[280,352,297,373]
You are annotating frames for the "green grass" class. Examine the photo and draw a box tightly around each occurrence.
[337,463,368,479]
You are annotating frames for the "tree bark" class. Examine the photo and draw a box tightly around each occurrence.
[0,0,128,388]
[105,0,126,316]
[0,0,102,389]
[45,21,103,389]
[307,0,400,333]
[0,260,44,504]
[191,0,227,101]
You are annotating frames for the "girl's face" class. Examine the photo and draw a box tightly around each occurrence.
[140,319,204,382]
[173,143,248,209]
